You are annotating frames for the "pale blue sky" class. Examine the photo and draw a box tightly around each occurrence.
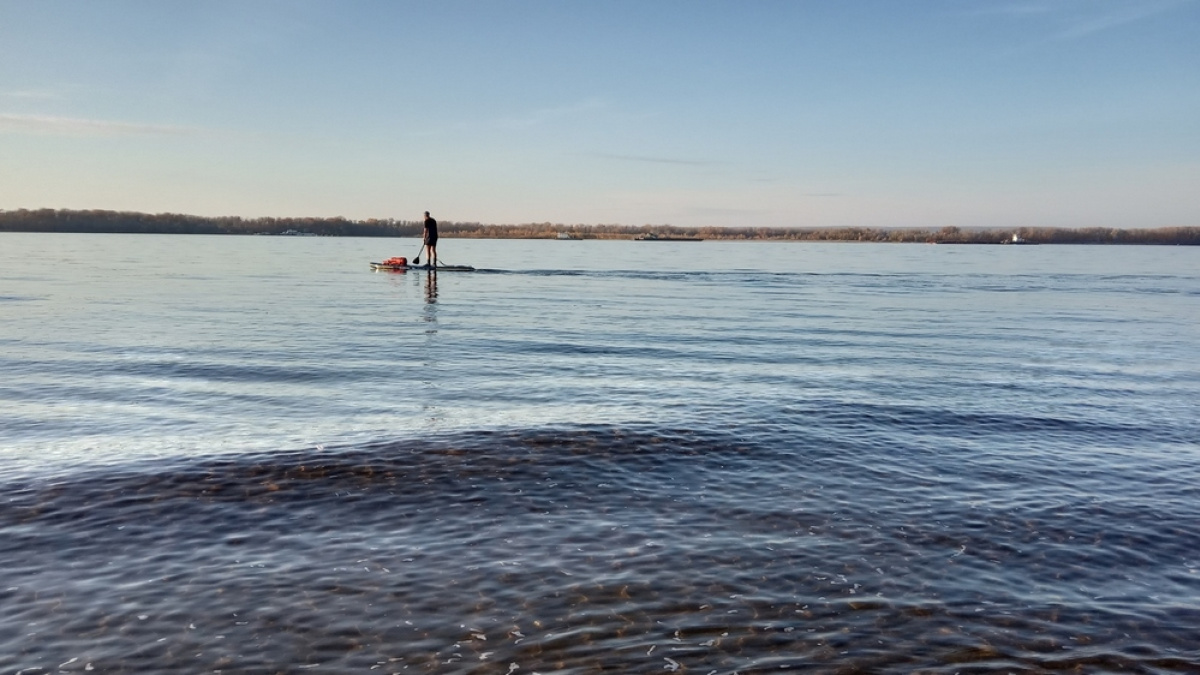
[2,0,1197,229]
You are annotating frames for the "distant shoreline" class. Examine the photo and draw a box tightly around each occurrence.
[2,208,1197,245]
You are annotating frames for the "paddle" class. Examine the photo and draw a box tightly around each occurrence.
[412,243,424,266]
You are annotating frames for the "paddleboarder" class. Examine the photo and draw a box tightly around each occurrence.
[422,211,438,268]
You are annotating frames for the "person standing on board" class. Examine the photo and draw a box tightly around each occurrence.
[422,211,438,268]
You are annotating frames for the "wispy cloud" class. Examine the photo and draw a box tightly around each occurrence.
[959,3,1056,18]
[492,98,606,130]
[409,98,609,139]
[0,113,199,137]
[1053,0,1191,40]
[965,0,1193,41]
[0,89,62,100]
[591,152,722,167]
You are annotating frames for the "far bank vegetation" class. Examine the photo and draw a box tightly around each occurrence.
[1,209,1197,245]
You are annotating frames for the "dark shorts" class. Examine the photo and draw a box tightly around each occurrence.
[424,232,438,245]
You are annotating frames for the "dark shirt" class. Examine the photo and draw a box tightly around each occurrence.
[424,216,438,243]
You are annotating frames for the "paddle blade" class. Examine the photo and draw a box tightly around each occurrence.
[413,256,420,265]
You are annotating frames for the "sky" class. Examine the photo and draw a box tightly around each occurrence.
[1,0,1198,229]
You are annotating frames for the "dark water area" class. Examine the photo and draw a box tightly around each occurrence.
[2,235,1199,672]
[4,419,1199,674]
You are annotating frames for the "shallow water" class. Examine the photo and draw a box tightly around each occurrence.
[2,233,1199,673]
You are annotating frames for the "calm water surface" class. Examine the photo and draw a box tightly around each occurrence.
[1,233,1199,673]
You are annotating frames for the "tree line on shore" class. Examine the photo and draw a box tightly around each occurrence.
[1,208,1197,245]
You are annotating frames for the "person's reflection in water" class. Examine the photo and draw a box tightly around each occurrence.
[423,270,438,328]
[424,270,438,304]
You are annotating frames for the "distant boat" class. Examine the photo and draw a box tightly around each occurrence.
[279,229,317,236]
[635,233,703,241]
[556,232,580,240]
[1004,233,1036,245]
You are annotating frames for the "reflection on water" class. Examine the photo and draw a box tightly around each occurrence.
[423,271,438,337]
[425,269,438,304]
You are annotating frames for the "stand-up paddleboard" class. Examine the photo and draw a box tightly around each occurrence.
[371,262,476,271]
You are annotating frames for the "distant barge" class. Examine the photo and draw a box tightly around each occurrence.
[634,233,703,241]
